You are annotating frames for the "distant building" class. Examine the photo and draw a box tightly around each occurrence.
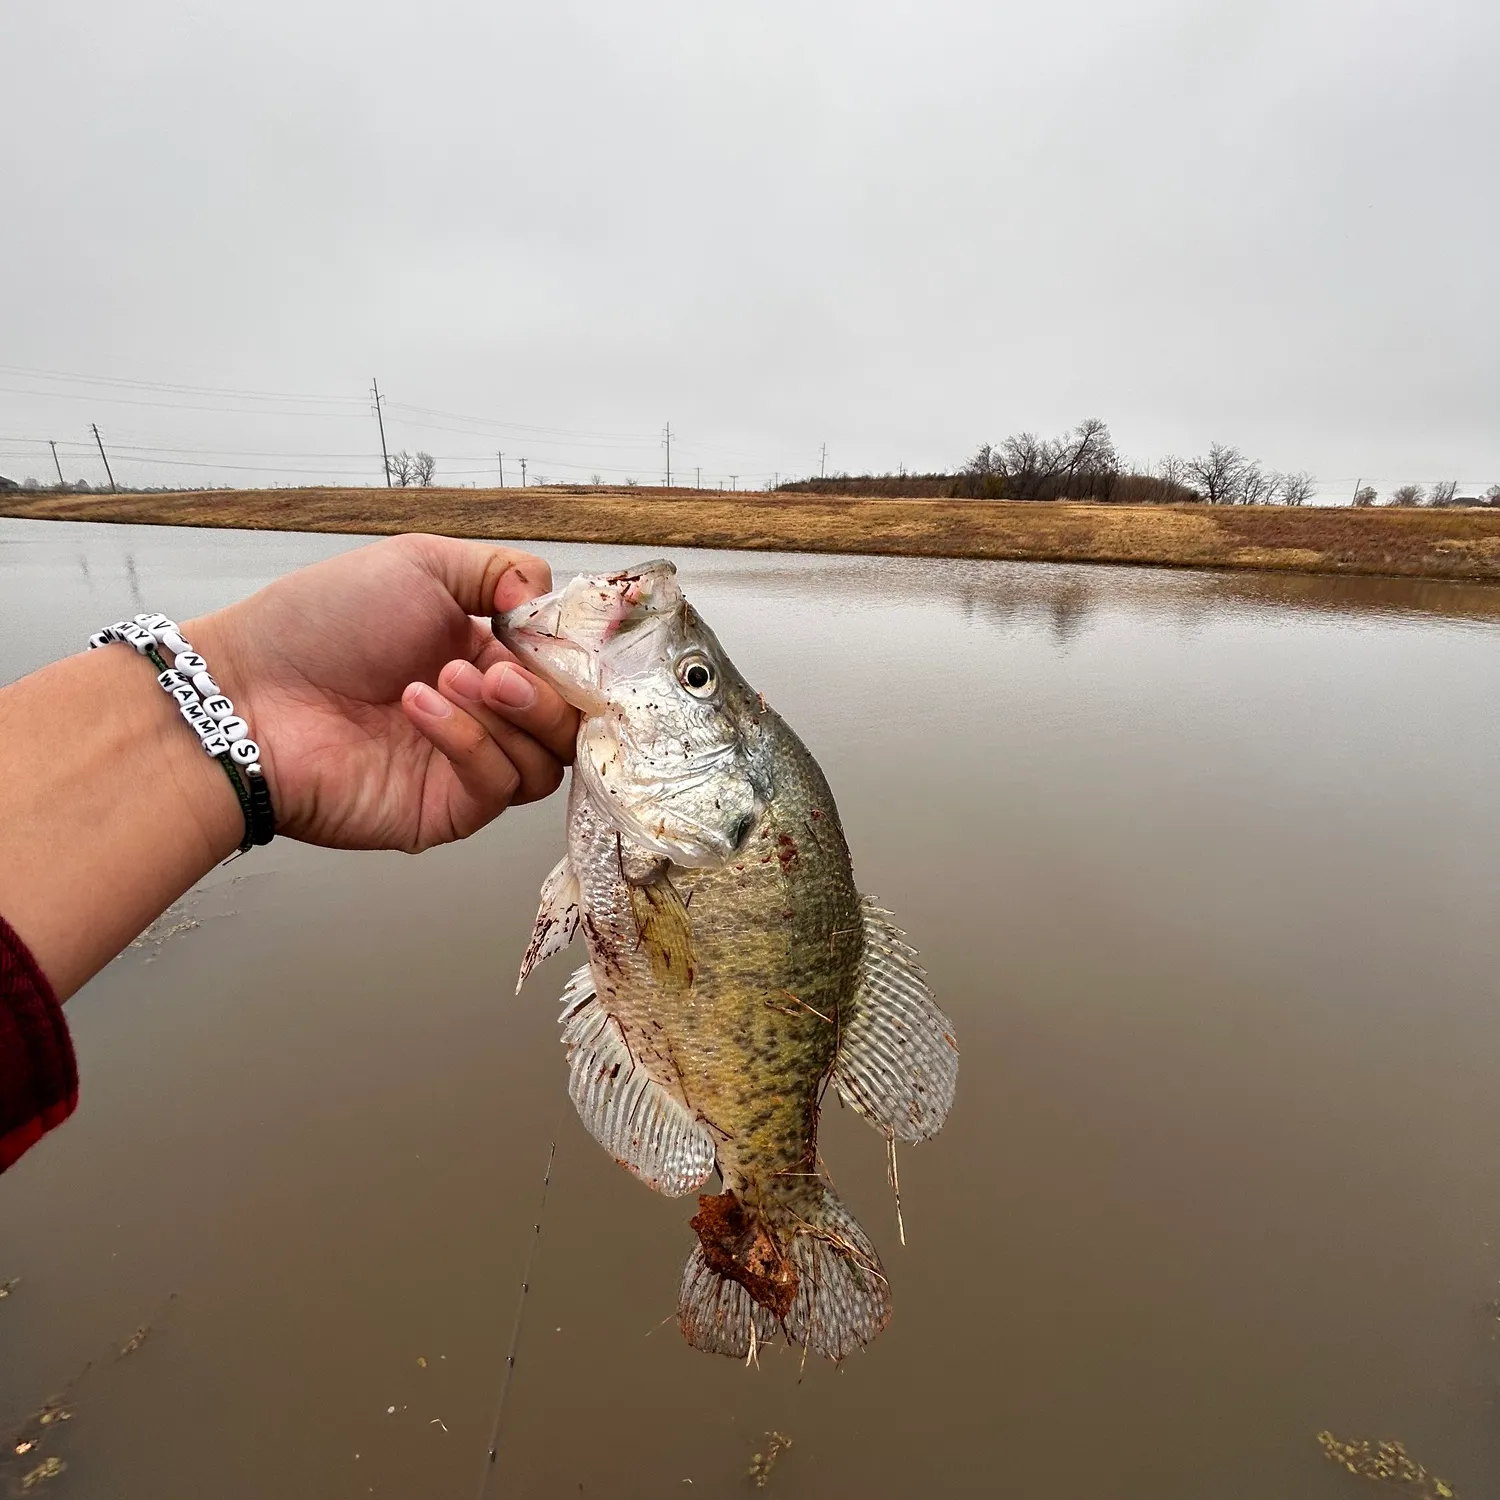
[0,475,19,491]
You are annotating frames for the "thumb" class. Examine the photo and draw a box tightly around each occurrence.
[406,535,554,617]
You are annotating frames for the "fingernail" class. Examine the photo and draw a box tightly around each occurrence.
[446,660,484,700]
[488,663,537,710]
[408,682,451,718]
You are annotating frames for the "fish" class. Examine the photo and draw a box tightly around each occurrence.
[494,560,958,1361]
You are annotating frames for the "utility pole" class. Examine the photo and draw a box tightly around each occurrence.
[91,424,116,492]
[520,458,527,488]
[1350,477,1362,507]
[663,422,672,489]
[48,440,64,487]
[820,443,827,480]
[497,452,505,488]
[730,475,738,491]
[773,471,778,490]
[371,378,391,486]
[695,465,701,490]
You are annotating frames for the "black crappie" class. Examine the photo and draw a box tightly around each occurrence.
[495,560,957,1360]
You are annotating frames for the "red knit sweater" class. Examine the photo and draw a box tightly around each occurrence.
[0,914,77,1172]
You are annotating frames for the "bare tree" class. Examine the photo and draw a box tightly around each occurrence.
[963,419,1121,501]
[1275,471,1316,506]
[1238,463,1276,505]
[1351,485,1378,507]
[590,473,603,485]
[386,450,416,487]
[1428,479,1458,506]
[1389,483,1425,507]
[1184,443,1248,505]
[1484,483,1500,507]
[413,451,437,487]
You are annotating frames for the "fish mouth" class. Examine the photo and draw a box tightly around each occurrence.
[492,561,681,715]
[492,595,608,714]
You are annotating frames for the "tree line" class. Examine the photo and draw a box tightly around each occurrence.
[778,419,1498,506]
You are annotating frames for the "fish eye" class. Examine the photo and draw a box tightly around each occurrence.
[676,654,717,698]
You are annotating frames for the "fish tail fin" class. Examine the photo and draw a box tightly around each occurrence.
[783,1180,891,1362]
[676,1181,891,1362]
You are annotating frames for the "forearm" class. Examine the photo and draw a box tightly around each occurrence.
[0,631,244,1000]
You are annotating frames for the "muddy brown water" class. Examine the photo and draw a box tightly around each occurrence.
[2,517,1499,1499]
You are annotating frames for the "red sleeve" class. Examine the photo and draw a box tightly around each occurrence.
[0,912,78,1173]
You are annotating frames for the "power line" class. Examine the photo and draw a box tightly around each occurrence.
[0,361,364,406]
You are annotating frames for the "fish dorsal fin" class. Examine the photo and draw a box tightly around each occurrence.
[558,964,717,1197]
[516,856,581,994]
[833,898,959,1143]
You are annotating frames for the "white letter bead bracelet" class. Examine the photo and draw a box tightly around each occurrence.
[88,614,275,855]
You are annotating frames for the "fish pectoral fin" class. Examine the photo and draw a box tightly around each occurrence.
[558,964,716,1197]
[833,897,959,1144]
[516,856,581,994]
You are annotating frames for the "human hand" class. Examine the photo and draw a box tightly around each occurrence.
[186,534,578,852]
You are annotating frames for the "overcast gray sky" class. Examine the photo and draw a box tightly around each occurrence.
[2,0,1496,497]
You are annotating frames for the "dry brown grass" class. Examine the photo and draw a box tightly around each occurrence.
[5,486,1500,583]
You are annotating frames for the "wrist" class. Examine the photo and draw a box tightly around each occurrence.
[180,607,282,840]
[117,638,246,866]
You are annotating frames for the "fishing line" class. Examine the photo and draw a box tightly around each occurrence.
[474,1126,562,1500]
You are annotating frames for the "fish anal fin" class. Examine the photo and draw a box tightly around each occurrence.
[517,856,580,993]
[833,897,959,1143]
[558,965,715,1197]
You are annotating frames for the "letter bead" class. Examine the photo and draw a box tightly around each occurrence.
[157,669,187,692]
[123,625,155,653]
[229,738,261,767]
[160,630,189,655]
[191,671,219,699]
[202,732,232,757]
[169,684,197,706]
[88,631,112,650]
[174,651,208,676]
[149,620,180,644]
[220,716,250,742]
[201,694,235,720]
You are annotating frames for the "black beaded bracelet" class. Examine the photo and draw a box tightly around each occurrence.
[89,613,276,856]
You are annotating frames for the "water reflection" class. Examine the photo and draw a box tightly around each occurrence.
[702,551,1500,628]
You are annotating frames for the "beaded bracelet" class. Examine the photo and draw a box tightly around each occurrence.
[88,613,275,855]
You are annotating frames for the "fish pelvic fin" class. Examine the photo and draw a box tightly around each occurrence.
[678,1181,891,1362]
[559,965,716,1197]
[516,856,581,994]
[833,897,959,1144]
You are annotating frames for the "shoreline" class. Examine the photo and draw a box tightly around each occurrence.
[4,487,1499,585]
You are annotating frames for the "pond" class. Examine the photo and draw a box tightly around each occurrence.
[2,516,1499,1498]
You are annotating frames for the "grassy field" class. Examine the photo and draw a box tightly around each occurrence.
[5,486,1500,583]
